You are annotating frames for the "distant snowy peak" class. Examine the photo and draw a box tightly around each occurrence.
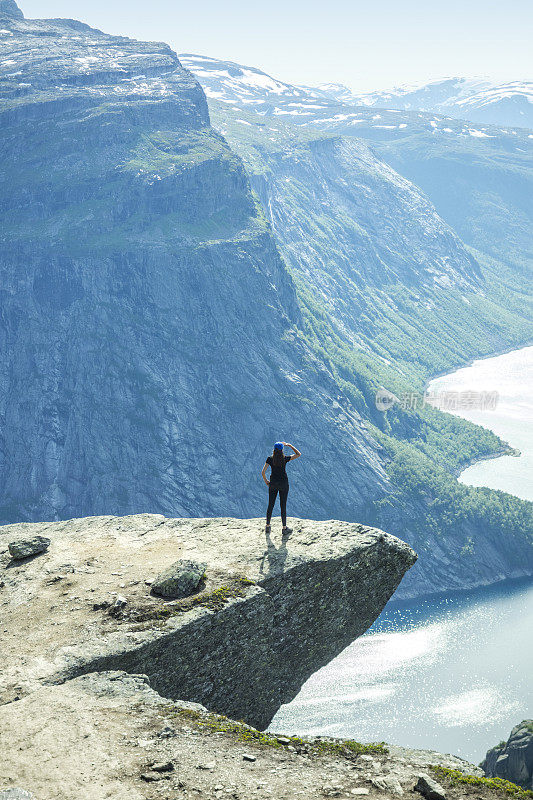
[179,53,332,109]
[456,81,533,108]
[181,54,533,131]
[343,78,492,107]
[319,77,533,128]
[314,82,355,103]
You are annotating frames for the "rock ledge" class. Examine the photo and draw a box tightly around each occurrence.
[1,514,416,728]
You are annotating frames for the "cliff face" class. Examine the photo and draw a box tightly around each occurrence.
[481,721,533,790]
[209,100,531,381]
[0,514,416,729]
[1,5,531,602]
[187,56,532,357]
[0,5,389,524]
[241,129,482,294]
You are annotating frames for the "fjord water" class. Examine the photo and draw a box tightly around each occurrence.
[271,578,533,763]
[271,347,533,762]
[428,345,533,501]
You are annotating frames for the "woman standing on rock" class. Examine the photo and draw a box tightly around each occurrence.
[261,441,301,534]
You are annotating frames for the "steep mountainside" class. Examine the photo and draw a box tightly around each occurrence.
[181,57,533,595]
[0,5,531,598]
[212,102,531,379]
[208,101,533,598]
[0,4,390,524]
[182,56,533,275]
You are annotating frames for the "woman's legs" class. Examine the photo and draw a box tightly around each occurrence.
[266,486,278,525]
[279,486,289,527]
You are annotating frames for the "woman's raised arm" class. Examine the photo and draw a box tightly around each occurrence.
[283,442,301,460]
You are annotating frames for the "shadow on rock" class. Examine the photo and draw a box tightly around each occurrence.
[259,528,292,576]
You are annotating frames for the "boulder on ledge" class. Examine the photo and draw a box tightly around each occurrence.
[151,558,207,599]
[8,536,50,561]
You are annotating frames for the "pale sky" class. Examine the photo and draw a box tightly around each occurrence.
[20,0,533,92]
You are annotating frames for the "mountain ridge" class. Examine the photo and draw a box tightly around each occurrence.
[0,6,531,601]
[319,77,533,129]
[180,54,533,129]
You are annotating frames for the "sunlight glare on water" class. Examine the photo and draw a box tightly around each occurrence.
[271,348,533,762]
[270,580,533,762]
[432,687,518,728]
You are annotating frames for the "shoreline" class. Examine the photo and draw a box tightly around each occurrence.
[422,340,533,395]
[389,572,533,608]
[450,445,521,480]
[424,341,532,484]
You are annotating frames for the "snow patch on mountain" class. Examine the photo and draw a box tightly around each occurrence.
[181,54,533,143]
[316,77,533,128]
[179,53,331,109]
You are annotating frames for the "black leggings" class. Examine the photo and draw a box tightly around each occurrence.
[266,484,289,526]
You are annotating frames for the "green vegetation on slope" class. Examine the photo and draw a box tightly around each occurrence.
[211,101,533,555]
[167,704,388,756]
[120,128,242,177]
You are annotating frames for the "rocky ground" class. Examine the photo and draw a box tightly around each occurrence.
[0,514,415,727]
[0,670,486,800]
[1,517,530,800]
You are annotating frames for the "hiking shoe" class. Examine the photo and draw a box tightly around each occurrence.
[282,526,293,535]
[265,524,271,533]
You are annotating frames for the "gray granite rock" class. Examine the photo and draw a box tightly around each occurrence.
[151,761,174,773]
[381,775,404,795]
[0,790,35,799]
[8,536,50,560]
[152,559,207,599]
[0,514,416,730]
[481,720,533,790]
[415,773,447,800]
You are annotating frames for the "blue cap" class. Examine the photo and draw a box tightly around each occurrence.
[274,442,284,450]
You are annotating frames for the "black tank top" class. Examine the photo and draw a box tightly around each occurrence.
[266,455,291,488]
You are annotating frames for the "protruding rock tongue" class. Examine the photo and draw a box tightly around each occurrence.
[0,0,24,19]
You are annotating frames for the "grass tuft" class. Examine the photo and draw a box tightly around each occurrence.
[167,705,387,759]
[125,576,256,626]
[430,766,533,799]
